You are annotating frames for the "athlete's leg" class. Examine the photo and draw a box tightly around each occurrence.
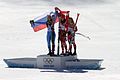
[47,31,52,54]
[52,31,56,54]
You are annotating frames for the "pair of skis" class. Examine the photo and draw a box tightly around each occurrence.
[75,13,90,40]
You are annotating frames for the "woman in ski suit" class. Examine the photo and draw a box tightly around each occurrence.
[68,17,78,55]
[59,14,68,55]
[46,15,56,56]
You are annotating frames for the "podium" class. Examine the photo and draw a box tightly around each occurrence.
[4,55,103,69]
[37,55,77,69]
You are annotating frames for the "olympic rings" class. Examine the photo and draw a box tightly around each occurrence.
[43,58,54,64]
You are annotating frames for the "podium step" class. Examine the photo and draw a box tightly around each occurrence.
[66,59,103,69]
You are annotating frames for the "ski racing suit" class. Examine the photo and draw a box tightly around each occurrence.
[46,19,56,55]
[68,25,77,55]
[59,22,67,54]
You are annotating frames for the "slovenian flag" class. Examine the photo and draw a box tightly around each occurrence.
[30,11,59,32]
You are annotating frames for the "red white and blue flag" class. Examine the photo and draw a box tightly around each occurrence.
[30,11,58,32]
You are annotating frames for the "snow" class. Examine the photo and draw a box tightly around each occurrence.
[0,0,120,80]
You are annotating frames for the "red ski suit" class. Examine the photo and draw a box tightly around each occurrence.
[55,7,69,54]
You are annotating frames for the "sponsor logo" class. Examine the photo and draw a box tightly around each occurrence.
[43,58,54,64]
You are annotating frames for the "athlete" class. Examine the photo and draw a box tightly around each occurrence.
[55,7,70,55]
[68,17,78,55]
[46,15,56,56]
[59,14,68,55]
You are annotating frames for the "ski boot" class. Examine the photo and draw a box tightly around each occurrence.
[68,51,72,56]
[73,46,77,55]
[47,49,52,55]
[60,51,65,56]
[72,52,77,55]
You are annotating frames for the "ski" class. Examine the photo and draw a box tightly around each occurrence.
[76,32,91,40]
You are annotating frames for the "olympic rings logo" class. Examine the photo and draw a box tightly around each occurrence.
[43,58,54,64]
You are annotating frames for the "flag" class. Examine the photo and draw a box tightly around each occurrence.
[30,11,59,32]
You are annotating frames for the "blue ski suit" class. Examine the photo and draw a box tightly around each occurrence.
[46,18,56,54]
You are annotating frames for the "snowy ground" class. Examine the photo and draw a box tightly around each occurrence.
[0,0,120,80]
